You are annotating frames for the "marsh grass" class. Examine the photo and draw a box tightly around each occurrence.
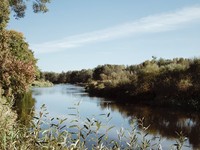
[0,102,188,150]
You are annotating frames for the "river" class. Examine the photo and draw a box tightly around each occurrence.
[16,84,200,149]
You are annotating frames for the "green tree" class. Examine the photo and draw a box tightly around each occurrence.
[0,0,51,30]
[6,30,37,62]
[9,0,51,18]
[43,72,59,83]
[0,0,39,100]
[0,31,37,99]
[0,0,10,30]
[57,72,67,83]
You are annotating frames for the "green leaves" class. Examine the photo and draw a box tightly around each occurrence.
[106,126,115,132]
[95,121,101,131]
[9,0,51,19]
[0,30,37,101]
[0,0,10,30]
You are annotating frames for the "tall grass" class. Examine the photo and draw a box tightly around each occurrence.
[0,102,188,150]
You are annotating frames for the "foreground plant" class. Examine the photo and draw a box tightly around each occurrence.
[0,103,189,150]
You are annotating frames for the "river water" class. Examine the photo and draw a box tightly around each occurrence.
[16,84,200,149]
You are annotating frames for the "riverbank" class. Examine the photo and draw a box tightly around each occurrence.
[32,80,53,87]
[40,58,200,111]
[85,81,200,111]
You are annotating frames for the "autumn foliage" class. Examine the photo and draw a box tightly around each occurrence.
[0,3,37,100]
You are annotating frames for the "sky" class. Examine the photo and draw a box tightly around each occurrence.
[8,0,200,72]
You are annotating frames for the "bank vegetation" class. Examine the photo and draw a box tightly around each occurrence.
[42,57,200,110]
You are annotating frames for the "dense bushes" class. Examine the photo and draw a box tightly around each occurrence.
[43,58,200,109]
[0,31,37,100]
[42,69,93,84]
[0,0,9,30]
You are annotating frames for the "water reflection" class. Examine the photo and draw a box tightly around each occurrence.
[15,84,200,149]
[32,84,88,97]
[100,102,200,149]
[14,92,36,126]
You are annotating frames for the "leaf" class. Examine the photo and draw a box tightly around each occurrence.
[106,126,115,132]
[70,119,78,123]
[68,114,77,116]
[144,133,149,137]
[84,125,89,130]
[68,107,76,109]
[60,125,66,130]
[86,130,92,136]
[86,118,90,122]
[96,121,101,131]
[60,118,67,124]
[80,132,85,139]
[98,134,105,144]
[99,113,106,116]
[41,104,45,108]
[107,112,110,118]
[69,125,78,129]
[42,130,49,135]
[51,124,58,127]
[33,117,39,120]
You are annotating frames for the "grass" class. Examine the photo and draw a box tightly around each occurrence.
[32,80,53,87]
[0,101,188,150]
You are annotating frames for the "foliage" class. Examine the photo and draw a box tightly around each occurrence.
[0,7,38,101]
[0,30,37,100]
[9,0,51,18]
[0,92,17,130]
[41,71,59,83]
[32,80,53,87]
[0,0,10,30]
[6,30,36,62]
[0,0,39,102]
[41,69,93,84]
[44,57,200,110]
[0,103,188,149]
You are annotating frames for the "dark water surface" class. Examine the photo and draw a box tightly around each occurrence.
[17,84,200,149]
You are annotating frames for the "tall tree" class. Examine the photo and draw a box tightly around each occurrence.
[0,0,41,100]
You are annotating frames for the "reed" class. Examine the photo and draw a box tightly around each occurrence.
[0,102,188,150]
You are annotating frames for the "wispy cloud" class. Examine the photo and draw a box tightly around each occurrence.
[32,6,200,54]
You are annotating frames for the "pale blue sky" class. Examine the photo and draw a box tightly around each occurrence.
[8,0,200,72]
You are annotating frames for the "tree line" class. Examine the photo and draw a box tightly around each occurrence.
[41,57,200,110]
